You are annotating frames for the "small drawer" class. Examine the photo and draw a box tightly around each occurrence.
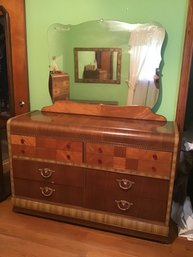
[137,160,171,177]
[56,150,82,164]
[10,135,36,146]
[12,159,84,187]
[56,139,82,152]
[86,143,114,155]
[14,179,83,206]
[85,153,113,168]
[11,145,56,160]
[126,147,172,163]
[36,137,83,152]
[11,145,36,158]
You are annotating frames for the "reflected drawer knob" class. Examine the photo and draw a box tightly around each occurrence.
[152,166,156,172]
[115,200,133,211]
[116,179,135,190]
[40,186,55,197]
[38,168,55,178]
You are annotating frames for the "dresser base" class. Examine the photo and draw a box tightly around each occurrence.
[12,197,177,243]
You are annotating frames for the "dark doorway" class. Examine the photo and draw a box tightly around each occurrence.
[0,15,10,118]
[0,7,12,201]
[183,56,193,132]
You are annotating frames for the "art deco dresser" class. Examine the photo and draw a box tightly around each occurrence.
[7,101,179,242]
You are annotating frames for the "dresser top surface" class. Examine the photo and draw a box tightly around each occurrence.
[9,110,176,133]
[8,111,178,151]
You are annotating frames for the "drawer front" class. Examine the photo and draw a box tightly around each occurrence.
[85,143,172,177]
[14,178,83,206]
[137,160,171,176]
[85,153,114,168]
[10,135,83,165]
[12,159,84,187]
[36,137,82,152]
[85,169,169,222]
[126,147,172,162]
[86,143,115,155]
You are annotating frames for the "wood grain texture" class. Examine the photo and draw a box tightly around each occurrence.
[42,100,166,121]
[176,0,193,134]
[0,198,193,257]
[7,110,178,242]
[0,0,30,115]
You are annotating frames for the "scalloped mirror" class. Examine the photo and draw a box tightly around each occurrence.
[47,20,165,108]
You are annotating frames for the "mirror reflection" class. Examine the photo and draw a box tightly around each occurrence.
[74,47,121,83]
[47,20,165,108]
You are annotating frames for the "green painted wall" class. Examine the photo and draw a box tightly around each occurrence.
[25,0,188,121]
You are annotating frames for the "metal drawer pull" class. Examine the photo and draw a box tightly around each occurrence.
[40,186,55,197]
[115,200,133,211]
[38,168,55,178]
[116,179,134,190]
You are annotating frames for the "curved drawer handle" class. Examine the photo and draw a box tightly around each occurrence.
[40,186,55,197]
[38,168,55,178]
[116,179,135,190]
[115,200,133,211]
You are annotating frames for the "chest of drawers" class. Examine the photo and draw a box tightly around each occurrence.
[7,101,179,242]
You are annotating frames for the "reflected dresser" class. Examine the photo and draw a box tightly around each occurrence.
[7,101,179,242]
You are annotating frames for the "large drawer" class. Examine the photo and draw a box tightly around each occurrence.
[85,143,172,177]
[12,159,84,187]
[14,178,84,206]
[85,169,169,222]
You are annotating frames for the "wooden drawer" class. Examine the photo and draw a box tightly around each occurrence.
[10,135,83,164]
[85,153,114,168]
[126,147,172,162]
[14,178,83,206]
[36,137,82,152]
[86,143,115,155]
[85,169,169,222]
[85,143,172,176]
[85,143,126,169]
[12,159,84,187]
[10,135,36,146]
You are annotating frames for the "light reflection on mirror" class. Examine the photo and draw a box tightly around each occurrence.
[47,20,165,108]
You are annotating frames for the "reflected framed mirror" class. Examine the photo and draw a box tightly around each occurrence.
[47,20,165,108]
[74,47,122,84]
